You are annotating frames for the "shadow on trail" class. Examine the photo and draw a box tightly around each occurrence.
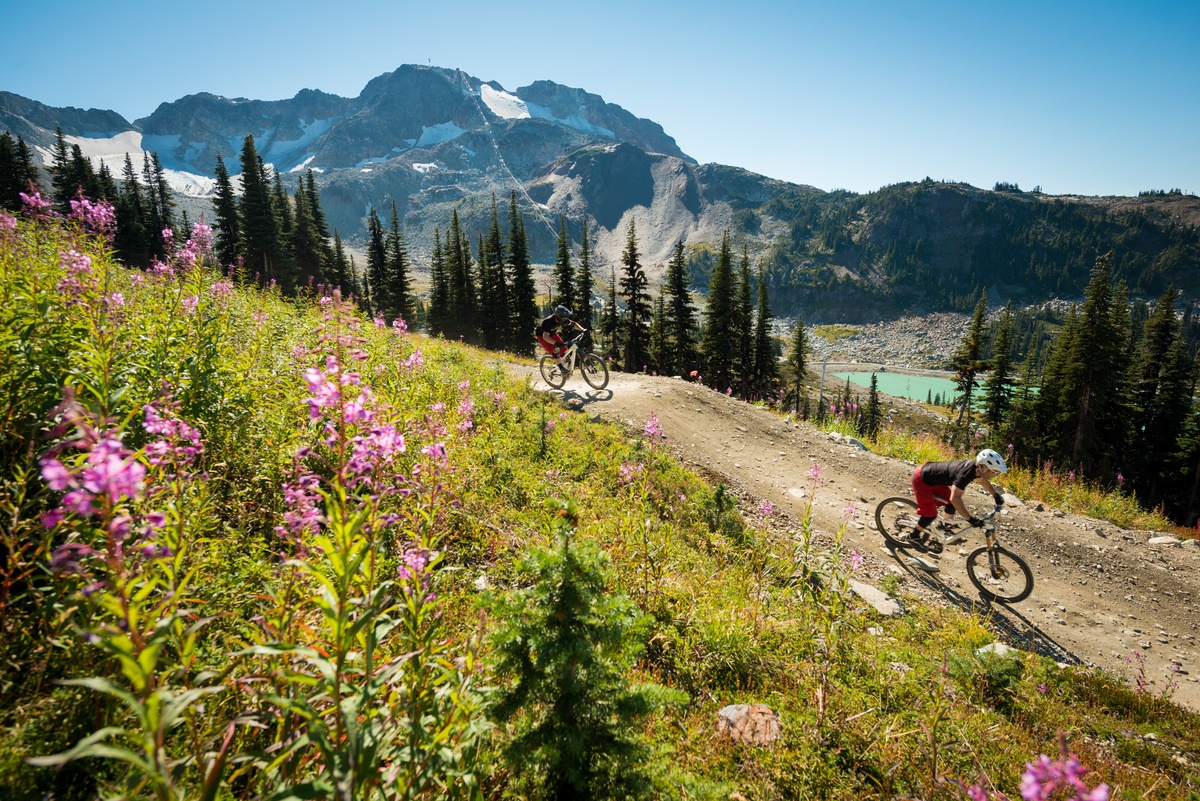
[545,386,614,407]
[884,543,1082,666]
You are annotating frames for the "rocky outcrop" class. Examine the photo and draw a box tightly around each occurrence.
[516,80,690,161]
[0,91,131,147]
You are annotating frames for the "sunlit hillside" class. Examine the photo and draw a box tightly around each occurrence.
[1,200,1197,800]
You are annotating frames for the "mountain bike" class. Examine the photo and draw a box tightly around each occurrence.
[539,331,609,390]
[874,497,1033,603]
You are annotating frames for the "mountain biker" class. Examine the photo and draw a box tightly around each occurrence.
[535,305,585,375]
[903,448,1007,545]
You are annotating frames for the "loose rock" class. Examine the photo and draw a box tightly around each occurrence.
[717,704,781,746]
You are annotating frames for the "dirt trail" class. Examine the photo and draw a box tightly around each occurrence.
[509,363,1200,712]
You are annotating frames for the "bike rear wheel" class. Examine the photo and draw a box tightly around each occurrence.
[875,497,925,549]
[966,545,1033,603]
[580,353,609,390]
[539,355,566,389]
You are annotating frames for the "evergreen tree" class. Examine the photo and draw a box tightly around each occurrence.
[664,240,698,377]
[950,291,989,432]
[752,264,779,399]
[304,171,333,265]
[506,192,537,353]
[96,162,118,200]
[386,200,412,323]
[701,230,738,391]
[428,229,450,336]
[0,132,38,210]
[69,144,100,200]
[576,219,595,347]
[478,195,511,349]
[1033,254,1133,478]
[576,221,594,321]
[601,268,622,361]
[860,374,883,438]
[785,315,809,414]
[553,216,574,311]
[619,219,651,373]
[237,136,284,286]
[1134,286,1182,417]
[648,292,669,375]
[113,153,149,267]
[488,501,683,800]
[211,154,240,271]
[138,154,168,261]
[1130,286,1193,505]
[269,172,298,289]
[982,301,1016,433]
[330,229,351,298]
[291,179,324,289]
[447,209,477,342]
[0,132,21,210]
[365,206,389,316]
[735,247,754,395]
[49,127,74,212]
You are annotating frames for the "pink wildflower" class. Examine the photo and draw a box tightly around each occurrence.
[643,413,664,444]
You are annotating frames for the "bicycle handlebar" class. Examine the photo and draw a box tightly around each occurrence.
[977,503,1004,529]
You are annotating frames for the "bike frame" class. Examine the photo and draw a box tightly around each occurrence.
[556,333,588,370]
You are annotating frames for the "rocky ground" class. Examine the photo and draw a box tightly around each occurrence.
[804,311,972,370]
[505,326,1200,712]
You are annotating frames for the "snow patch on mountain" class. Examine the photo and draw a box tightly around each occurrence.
[288,155,317,173]
[415,122,466,148]
[264,117,335,170]
[413,163,441,174]
[480,85,530,119]
[480,84,615,138]
[31,131,215,197]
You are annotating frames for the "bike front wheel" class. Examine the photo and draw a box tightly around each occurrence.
[580,353,609,390]
[539,355,566,389]
[966,545,1033,603]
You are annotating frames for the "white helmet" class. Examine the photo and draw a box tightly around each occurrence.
[976,448,1008,474]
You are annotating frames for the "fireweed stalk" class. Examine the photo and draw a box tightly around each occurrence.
[788,464,862,732]
[238,292,485,801]
[31,390,221,801]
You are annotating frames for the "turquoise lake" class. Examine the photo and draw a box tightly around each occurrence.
[830,371,975,403]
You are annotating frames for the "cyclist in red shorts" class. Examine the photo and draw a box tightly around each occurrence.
[535,305,585,377]
[904,448,1007,545]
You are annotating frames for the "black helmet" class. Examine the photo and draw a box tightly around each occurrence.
[554,305,572,319]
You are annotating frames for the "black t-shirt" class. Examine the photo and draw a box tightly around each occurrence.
[536,315,568,337]
[919,459,978,490]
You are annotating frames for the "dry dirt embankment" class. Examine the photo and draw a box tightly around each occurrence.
[507,362,1200,712]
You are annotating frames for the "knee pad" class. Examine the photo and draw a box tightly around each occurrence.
[917,516,936,529]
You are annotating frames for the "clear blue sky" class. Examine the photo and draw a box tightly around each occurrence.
[2,0,1197,197]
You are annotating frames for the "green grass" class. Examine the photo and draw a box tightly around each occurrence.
[813,324,859,344]
[1,211,1197,799]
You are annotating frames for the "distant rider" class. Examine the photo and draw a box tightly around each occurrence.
[535,305,585,376]
[904,448,1007,545]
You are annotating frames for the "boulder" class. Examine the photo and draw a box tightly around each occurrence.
[1148,536,1182,547]
[976,642,1018,659]
[716,704,781,746]
[850,580,904,616]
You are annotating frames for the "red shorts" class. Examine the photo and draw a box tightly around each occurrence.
[911,468,952,518]
[537,333,564,356]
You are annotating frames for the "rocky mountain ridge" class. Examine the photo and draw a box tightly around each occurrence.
[3,66,1199,318]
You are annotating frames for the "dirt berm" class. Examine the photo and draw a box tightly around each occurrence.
[509,364,1200,712]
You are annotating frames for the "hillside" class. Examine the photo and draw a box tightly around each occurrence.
[3,210,1200,799]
